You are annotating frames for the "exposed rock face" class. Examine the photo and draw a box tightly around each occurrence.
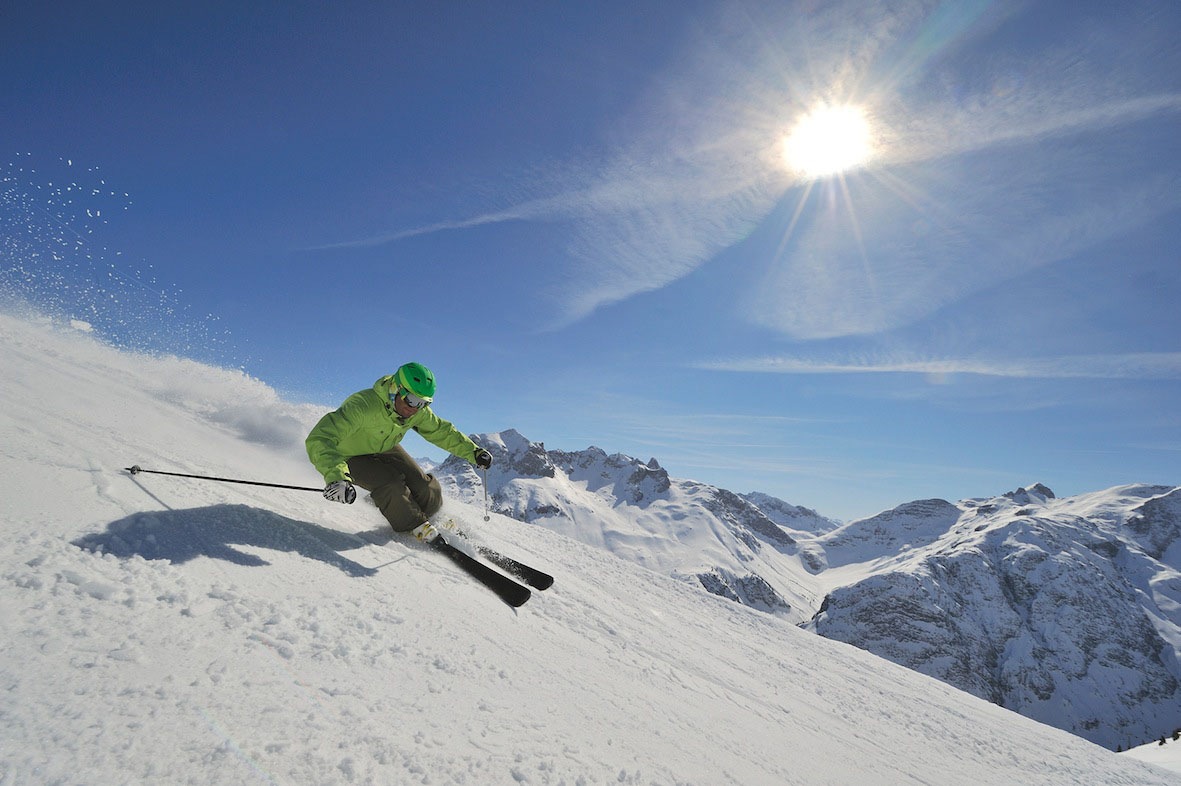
[819,498,963,568]
[697,568,793,614]
[809,486,1181,750]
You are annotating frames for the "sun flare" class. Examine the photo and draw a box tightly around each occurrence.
[783,104,873,178]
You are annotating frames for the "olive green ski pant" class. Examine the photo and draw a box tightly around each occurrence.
[346,444,443,532]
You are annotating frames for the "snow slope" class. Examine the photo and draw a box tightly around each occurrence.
[1,311,1175,785]
[1124,737,1181,774]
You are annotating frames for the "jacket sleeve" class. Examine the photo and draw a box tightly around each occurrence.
[413,409,479,463]
[305,393,368,484]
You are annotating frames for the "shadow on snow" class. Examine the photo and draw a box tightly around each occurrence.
[74,503,388,577]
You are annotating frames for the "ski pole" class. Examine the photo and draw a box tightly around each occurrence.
[124,464,323,493]
[481,467,490,521]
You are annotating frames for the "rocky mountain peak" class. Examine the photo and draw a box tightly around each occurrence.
[1003,483,1056,504]
[1124,487,1181,561]
[479,428,556,479]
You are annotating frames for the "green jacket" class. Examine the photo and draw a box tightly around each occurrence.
[306,374,480,484]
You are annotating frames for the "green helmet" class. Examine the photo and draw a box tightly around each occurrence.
[394,362,437,401]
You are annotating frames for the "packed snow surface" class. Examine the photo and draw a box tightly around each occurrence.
[1,311,1176,785]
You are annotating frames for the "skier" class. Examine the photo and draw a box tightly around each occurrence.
[305,362,493,535]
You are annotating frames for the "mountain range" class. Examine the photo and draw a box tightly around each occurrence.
[432,429,1181,751]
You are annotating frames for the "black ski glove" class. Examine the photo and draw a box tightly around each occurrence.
[473,448,493,470]
[324,480,356,504]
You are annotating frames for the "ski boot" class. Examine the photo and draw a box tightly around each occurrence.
[411,517,459,543]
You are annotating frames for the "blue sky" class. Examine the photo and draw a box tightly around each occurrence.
[3,0,1180,521]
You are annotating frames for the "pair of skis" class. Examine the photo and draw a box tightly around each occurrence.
[428,529,553,607]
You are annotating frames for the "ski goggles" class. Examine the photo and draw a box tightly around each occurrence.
[393,387,431,409]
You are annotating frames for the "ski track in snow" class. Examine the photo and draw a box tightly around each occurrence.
[2,311,1178,785]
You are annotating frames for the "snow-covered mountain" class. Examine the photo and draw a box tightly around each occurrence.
[432,429,1181,751]
[435,428,837,617]
[809,483,1181,752]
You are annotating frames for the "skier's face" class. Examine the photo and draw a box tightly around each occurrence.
[392,388,427,418]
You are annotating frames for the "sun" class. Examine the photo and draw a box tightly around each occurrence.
[783,104,873,179]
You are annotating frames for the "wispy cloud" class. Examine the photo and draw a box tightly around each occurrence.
[748,4,1181,340]
[747,146,1181,339]
[316,1,1181,333]
[311,143,781,326]
[309,210,537,251]
[899,93,1181,165]
[703,352,1181,380]
[311,1,897,321]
